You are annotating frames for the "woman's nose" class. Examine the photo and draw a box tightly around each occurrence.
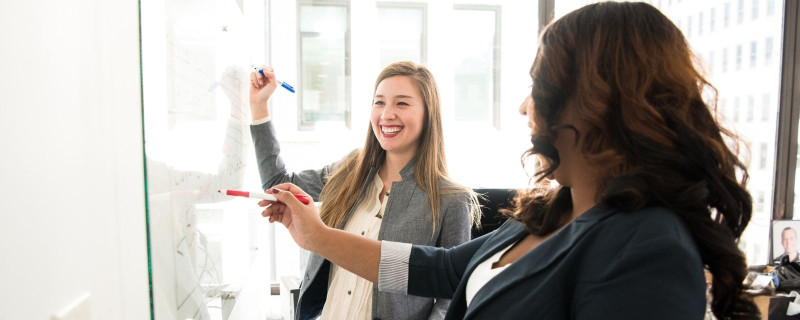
[519,95,532,116]
[381,105,396,119]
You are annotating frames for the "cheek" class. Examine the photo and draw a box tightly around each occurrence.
[411,110,426,137]
[370,110,381,128]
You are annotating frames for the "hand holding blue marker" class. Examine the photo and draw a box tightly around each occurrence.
[253,66,295,93]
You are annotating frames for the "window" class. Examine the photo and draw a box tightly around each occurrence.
[711,7,716,32]
[736,44,742,70]
[723,47,729,72]
[298,3,350,129]
[747,95,755,122]
[699,12,704,35]
[760,142,768,169]
[768,0,775,15]
[752,0,759,20]
[766,37,774,65]
[687,16,693,38]
[738,0,744,24]
[757,191,765,212]
[377,4,426,68]
[709,51,715,74]
[762,93,770,121]
[750,41,758,67]
[724,2,731,27]
[453,6,500,125]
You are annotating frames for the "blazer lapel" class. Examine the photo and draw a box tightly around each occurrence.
[463,205,617,318]
[443,221,528,319]
[335,166,379,229]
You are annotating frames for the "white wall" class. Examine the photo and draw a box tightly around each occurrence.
[0,0,150,319]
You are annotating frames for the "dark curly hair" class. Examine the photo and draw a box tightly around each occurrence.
[506,2,757,319]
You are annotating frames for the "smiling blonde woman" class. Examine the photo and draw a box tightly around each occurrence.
[249,61,479,320]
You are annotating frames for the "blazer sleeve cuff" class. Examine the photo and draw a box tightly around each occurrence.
[251,115,272,126]
[378,240,412,294]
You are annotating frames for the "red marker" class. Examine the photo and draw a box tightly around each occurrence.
[218,189,311,205]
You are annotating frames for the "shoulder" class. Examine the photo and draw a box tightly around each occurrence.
[576,207,704,283]
[592,206,700,259]
[608,207,690,238]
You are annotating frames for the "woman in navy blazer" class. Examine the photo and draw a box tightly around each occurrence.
[259,2,759,319]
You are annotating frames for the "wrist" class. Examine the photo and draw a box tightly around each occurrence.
[250,101,269,121]
[306,224,334,253]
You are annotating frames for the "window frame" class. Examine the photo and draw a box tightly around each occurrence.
[296,0,353,130]
[772,0,800,220]
[376,1,428,67]
[452,4,502,128]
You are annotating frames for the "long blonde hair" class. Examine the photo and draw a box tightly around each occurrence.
[318,61,480,231]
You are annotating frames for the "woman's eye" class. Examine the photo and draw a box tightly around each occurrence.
[374,101,385,105]
[397,102,409,106]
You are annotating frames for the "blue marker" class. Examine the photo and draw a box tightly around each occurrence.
[254,67,295,93]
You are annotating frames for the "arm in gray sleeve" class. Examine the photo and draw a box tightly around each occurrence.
[379,227,495,300]
[250,121,348,201]
[428,194,472,319]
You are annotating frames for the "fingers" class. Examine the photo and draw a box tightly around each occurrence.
[266,183,310,215]
[261,201,283,217]
[268,182,311,198]
[251,66,276,88]
[258,199,271,207]
[250,71,259,88]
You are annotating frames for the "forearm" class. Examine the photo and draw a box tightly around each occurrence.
[311,227,381,283]
[250,99,269,121]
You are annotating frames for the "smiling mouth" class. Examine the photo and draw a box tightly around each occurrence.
[381,125,403,136]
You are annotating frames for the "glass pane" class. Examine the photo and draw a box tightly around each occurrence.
[453,8,497,122]
[555,0,784,265]
[299,5,349,127]
[377,6,424,68]
[140,0,269,318]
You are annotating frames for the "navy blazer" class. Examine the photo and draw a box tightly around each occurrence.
[406,206,707,319]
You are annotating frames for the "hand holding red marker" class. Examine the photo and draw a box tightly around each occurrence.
[218,189,311,205]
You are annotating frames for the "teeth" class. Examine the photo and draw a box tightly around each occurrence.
[382,126,401,134]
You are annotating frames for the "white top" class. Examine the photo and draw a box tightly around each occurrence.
[464,241,516,307]
[251,115,271,125]
[320,173,388,319]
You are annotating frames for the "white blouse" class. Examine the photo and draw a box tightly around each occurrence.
[464,241,516,307]
[320,174,387,319]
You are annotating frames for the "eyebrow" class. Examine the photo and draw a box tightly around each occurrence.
[374,94,416,99]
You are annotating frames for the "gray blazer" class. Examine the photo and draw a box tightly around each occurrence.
[251,122,472,320]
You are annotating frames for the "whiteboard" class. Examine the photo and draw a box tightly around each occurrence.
[140,0,270,318]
